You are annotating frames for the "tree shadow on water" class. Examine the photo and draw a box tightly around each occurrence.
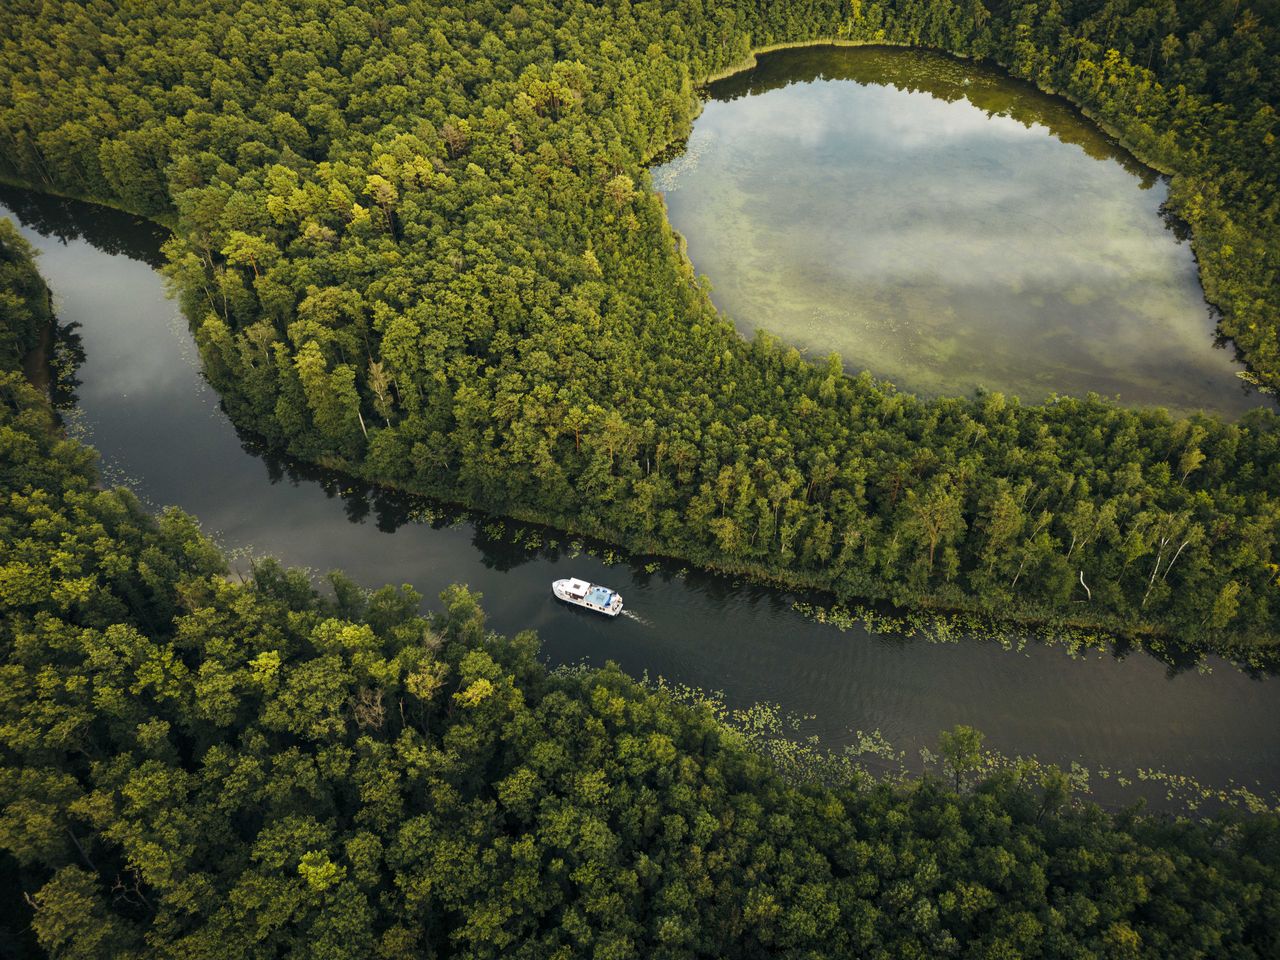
[0,183,168,266]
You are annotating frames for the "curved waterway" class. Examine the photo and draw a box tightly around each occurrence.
[653,47,1266,416]
[3,183,1278,811]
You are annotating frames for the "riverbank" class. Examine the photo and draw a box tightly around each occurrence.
[19,299,52,394]
[703,37,911,83]
[0,171,179,230]
[2,168,1271,672]
[279,440,1247,672]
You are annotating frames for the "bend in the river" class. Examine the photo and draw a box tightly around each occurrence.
[3,179,1277,813]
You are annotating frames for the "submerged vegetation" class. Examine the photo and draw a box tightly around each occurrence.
[1,235,1279,958]
[1,1,1279,658]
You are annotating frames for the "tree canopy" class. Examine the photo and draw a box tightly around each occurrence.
[0,218,50,374]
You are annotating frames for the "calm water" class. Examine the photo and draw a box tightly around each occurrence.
[654,47,1264,416]
[3,182,1278,810]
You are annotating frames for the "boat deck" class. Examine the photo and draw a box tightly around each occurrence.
[585,586,614,607]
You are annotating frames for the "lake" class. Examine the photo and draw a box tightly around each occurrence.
[653,46,1265,416]
[3,174,1278,812]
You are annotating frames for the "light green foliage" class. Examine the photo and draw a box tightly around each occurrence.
[2,20,1280,954]
[938,724,985,789]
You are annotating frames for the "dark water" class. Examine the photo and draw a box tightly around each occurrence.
[653,47,1265,416]
[3,182,1278,811]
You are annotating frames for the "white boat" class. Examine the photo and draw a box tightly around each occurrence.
[552,577,623,617]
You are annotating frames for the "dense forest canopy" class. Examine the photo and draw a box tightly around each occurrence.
[1,1,1278,656]
[2,227,1279,958]
[0,218,50,373]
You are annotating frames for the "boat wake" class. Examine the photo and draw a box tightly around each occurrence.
[620,609,652,627]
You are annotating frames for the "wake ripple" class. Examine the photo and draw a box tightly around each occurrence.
[620,608,652,627]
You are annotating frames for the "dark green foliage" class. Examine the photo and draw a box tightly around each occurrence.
[2,242,1280,957]
[0,219,50,373]
[0,2,1278,656]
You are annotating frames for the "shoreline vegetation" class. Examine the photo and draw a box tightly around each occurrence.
[0,171,180,231]
[0,217,52,382]
[702,38,911,85]
[2,237,1280,956]
[17,291,52,394]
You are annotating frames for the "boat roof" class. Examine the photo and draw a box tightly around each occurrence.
[563,577,591,593]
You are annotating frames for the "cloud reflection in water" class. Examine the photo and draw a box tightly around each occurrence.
[655,48,1263,415]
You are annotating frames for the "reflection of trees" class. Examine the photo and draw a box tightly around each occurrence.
[709,46,1160,187]
[232,423,431,534]
[1160,199,1193,241]
[49,320,85,413]
[226,417,581,572]
[0,183,158,414]
[0,183,168,267]
[1107,632,1215,679]
[1155,198,1259,375]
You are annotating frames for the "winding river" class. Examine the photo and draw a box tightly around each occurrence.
[3,120,1279,809]
[654,47,1265,416]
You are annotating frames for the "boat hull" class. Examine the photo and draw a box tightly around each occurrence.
[552,578,623,617]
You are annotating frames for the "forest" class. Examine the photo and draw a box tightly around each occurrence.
[1,222,1279,958]
[1,0,1279,658]
[0,220,49,374]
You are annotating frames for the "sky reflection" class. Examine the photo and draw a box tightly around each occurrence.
[654,47,1264,415]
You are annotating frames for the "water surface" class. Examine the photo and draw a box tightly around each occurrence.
[4,183,1278,810]
[653,47,1262,415]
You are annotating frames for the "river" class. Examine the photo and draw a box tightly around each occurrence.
[2,178,1277,811]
